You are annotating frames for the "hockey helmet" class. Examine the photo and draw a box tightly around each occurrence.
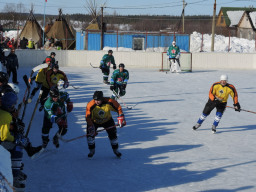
[119,63,125,68]
[45,57,51,63]
[8,83,19,94]
[220,74,228,81]
[52,62,59,70]
[93,91,103,100]
[1,91,17,112]
[0,72,9,84]
[49,87,59,98]
[51,52,56,56]
[172,41,176,45]
[108,50,113,54]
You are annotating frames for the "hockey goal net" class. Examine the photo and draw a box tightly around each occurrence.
[160,52,192,72]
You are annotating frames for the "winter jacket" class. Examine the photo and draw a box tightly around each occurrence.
[6,53,19,70]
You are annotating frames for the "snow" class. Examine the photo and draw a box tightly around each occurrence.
[226,11,245,26]
[6,67,254,192]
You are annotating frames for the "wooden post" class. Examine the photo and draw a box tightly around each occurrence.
[117,29,118,51]
[200,33,203,52]
[211,0,216,52]
[145,31,148,50]
[100,6,104,50]
[228,30,230,52]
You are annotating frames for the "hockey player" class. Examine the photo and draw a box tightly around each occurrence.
[85,91,126,158]
[110,63,129,100]
[38,62,69,111]
[167,41,181,73]
[41,87,73,148]
[192,74,241,133]
[28,57,52,103]
[100,50,117,84]
[43,52,56,65]
[0,91,42,191]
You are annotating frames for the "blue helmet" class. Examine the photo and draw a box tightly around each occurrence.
[1,91,17,112]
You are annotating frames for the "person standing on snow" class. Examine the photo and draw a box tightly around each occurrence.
[85,91,126,158]
[41,87,73,149]
[6,49,19,84]
[167,41,181,72]
[192,74,241,133]
[110,63,129,100]
[100,50,116,84]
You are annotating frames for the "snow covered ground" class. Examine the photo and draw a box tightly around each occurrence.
[8,67,255,192]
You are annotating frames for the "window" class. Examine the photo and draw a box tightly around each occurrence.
[133,37,144,50]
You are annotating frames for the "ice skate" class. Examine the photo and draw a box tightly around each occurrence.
[88,149,95,158]
[193,123,201,130]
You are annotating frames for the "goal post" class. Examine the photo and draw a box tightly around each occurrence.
[160,52,192,72]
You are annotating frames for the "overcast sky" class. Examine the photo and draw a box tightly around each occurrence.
[1,0,256,16]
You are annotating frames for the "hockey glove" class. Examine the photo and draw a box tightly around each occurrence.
[17,119,25,134]
[63,81,69,89]
[117,114,126,128]
[67,102,73,112]
[50,115,57,123]
[15,134,29,147]
[56,118,67,128]
[113,64,117,70]
[122,84,127,89]
[233,102,241,112]
[88,125,96,137]
[110,85,115,91]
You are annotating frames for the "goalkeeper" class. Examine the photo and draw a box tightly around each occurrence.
[167,41,181,68]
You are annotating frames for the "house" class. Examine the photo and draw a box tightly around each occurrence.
[237,11,256,40]
[216,7,256,36]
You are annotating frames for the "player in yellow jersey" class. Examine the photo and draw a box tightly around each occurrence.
[85,91,126,158]
[193,74,241,133]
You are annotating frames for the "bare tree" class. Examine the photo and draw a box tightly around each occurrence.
[85,0,106,27]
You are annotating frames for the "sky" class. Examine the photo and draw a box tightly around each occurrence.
[1,0,256,16]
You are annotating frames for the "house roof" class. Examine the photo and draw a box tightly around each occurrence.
[249,11,256,29]
[219,7,256,26]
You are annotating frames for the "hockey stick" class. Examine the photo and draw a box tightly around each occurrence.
[112,90,136,110]
[58,125,118,143]
[21,75,31,121]
[90,63,100,68]
[226,106,256,114]
[17,75,30,116]
[25,90,43,137]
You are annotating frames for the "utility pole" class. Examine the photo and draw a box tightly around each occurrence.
[211,0,216,52]
[100,6,104,50]
[182,0,187,33]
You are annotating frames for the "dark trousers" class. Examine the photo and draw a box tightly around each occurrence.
[203,99,227,115]
[40,86,50,106]
[7,68,18,83]
[87,118,118,150]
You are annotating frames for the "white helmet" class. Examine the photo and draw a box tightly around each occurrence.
[220,74,228,81]
[8,83,20,94]
[172,41,176,45]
